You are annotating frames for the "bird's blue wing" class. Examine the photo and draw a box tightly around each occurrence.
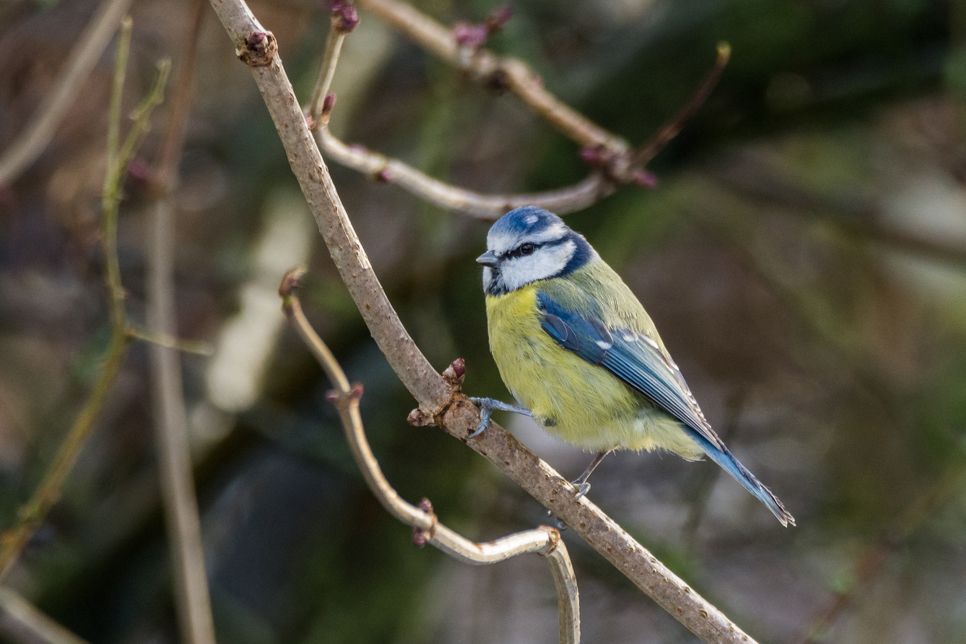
[536,291,724,451]
[536,289,795,526]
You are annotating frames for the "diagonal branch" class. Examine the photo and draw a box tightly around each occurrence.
[280,270,579,643]
[207,2,764,642]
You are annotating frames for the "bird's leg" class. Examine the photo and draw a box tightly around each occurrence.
[571,450,612,500]
[467,397,531,438]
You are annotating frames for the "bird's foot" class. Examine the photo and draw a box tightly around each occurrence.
[571,481,591,501]
[548,509,567,532]
[467,397,531,438]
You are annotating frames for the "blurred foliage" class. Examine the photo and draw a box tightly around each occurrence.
[1,0,966,642]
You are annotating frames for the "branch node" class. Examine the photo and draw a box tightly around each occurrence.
[238,30,277,67]
[279,266,306,312]
[441,358,465,390]
[412,497,437,547]
[374,168,392,183]
[331,0,359,34]
[407,407,434,427]
[322,93,337,117]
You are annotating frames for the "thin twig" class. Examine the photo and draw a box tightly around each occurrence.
[207,3,762,642]
[128,328,214,356]
[280,269,579,644]
[356,0,626,154]
[0,0,133,186]
[145,1,217,643]
[316,127,612,217]
[310,0,726,216]
[632,42,731,167]
[793,461,966,644]
[307,9,611,217]
[0,26,170,581]
[0,588,90,644]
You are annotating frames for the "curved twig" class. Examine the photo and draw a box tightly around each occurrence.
[308,0,728,216]
[316,126,613,218]
[280,270,579,643]
[207,1,762,642]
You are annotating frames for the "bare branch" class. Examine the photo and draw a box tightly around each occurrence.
[307,7,614,218]
[0,0,133,186]
[309,0,728,216]
[128,328,214,356]
[0,589,90,644]
[145,1,218,643]
[355,0,627,155]
[0,26,169,581]
[632,42,731,167]
[280,271,579,644]
[207,2,766,642]
[315,128,613,217]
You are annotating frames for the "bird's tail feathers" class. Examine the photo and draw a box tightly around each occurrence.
[687,431,796,527]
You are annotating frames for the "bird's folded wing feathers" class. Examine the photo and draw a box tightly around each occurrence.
[536,290,725,452]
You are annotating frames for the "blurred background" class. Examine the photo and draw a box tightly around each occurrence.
[1,0,966,642]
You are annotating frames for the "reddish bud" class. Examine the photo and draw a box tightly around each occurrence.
[412,528,428,548]
[278,267,306,298]
[350,382,364,400]
[126,157,152,187]
[407,408,433,426]
[418,498,433,513]
[322,93,337,115]
[453,21,488,49]
[484,6,513,34]
[331,1,359,33]
[632,169,659,188]
[240,30,277,67]
[349,143,368,153]
[374,169,392,183]
[442,358,466,389]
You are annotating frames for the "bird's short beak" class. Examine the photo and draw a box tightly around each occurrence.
[476,250,499,268]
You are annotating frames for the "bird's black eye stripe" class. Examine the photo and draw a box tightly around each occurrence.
[508,241,542,258]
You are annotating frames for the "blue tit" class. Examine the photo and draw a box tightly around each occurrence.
[472,206,794,527]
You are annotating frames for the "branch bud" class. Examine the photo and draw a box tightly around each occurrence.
[442,358,466,390]
[331,0,359,33]
[239,30,277,67]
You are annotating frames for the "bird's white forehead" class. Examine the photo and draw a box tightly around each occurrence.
[486,221,569,253]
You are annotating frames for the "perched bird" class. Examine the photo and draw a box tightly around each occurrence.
[472,206,794,526]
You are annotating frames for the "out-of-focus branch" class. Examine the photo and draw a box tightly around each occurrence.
[308,13,612,218]
[145,1,217,643]
[355,0,626,155]
[316,127,613,217]
[632,43,731,167]
[207,3,761,642]
[280,270,579,643]
[0,24,170,581]
[0,588,90,644]
[128,328,213,355]
[309,0,727,217]
[792,461,966,644]
[0,0,133,186]
[713,157,966,269]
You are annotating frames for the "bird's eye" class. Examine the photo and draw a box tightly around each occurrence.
[520,243,535,256]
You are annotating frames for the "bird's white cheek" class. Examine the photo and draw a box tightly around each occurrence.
[482,267,494,290]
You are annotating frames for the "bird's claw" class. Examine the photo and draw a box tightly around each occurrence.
[548,509,568,532]
[572,481,591,500]
[468,397,492,438]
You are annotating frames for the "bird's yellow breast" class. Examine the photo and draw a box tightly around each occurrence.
[485,283,696,455]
